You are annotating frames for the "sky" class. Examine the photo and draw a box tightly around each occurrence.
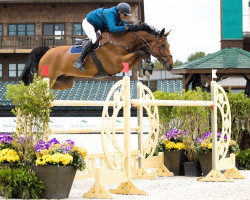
[143,0,248,63]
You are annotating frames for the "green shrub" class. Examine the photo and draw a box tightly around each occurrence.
[154,88,250,149]
[236,148,250,170]
[0,167,45,199]
[153,88,210,139]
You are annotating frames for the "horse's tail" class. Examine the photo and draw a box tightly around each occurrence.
[21,46,50,85]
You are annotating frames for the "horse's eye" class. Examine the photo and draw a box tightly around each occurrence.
[161,44,165,48]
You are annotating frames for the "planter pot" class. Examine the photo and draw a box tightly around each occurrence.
[32,165,76,199]
[164,150,189,176]
[198,152,212,176]
[183,161,202,177]
[199,152,232,176]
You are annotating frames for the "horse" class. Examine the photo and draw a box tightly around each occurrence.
[21,24,173,90]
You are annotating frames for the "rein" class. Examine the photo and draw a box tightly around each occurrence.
[101,32,132,52]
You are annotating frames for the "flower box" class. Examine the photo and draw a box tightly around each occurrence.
[32,165,76,199]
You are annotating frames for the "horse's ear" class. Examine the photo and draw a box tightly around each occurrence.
[160,28,165,37]
[164,30,172,37]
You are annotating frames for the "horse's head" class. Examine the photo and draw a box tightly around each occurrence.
[150,28,173,71]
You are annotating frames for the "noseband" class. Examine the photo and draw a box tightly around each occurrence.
[133,32,172,65]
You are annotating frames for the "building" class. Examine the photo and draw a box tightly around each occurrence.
[0,0,147,128]
[0,0,144,82]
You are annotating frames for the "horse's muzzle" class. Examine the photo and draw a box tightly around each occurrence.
[161,57,173,71]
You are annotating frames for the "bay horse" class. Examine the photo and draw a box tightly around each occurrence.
[21,24,173,90]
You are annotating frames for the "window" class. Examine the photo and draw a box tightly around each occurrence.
[43,24,65,46]
[8,63,25,78]
[0,64,2,77]
[0,25,2,36]
[8,24,35,36]
[43,23,65,36]
[73,23,86,35]
[115,70,133,77]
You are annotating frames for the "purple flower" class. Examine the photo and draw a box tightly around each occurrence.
[34,138,76,154]
[65,139,75,146]
[163,129,187,143]
[0,133,13,145]
[47,138,60,146]
[197,131,227,144]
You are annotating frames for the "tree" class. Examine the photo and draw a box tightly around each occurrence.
[187,51,206,62]
[173,59,183,67]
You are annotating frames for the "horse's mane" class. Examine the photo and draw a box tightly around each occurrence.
[127,23,160,36]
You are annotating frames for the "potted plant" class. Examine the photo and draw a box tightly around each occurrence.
[183,134,202,177]
[15,167,45,199]
[6,74,55,167]
[0,167,44,199]
[159,129,188,175]
[32,138,87,199]
[194,131,239,176]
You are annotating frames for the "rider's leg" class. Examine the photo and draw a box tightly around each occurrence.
[73,18,96,71]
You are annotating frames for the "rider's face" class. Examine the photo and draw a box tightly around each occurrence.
[119,12,127,21]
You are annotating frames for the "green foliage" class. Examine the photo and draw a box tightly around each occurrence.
[236,148,250,170]
[5,74,55,166]
[225,90,250,144]
[173,59,183,67]
[16,168,45,199]
[0,167,44,199]
[153,88,210,138]
[187,51,206,62]
[0,167,18,198]
[154,87,249,150]
[71,151,86,171]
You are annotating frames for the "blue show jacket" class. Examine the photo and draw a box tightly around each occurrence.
[86,6,126,33]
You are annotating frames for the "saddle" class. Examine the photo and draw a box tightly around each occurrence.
[71,32,101,54]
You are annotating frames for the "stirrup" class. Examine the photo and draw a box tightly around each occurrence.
[74,61,86,72]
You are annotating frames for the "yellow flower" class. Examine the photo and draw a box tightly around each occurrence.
[0,148,20,163]
[207,143,212,149]
[41,149,50,155]
[201,142,207,148]
[229,140,236,146]
[36,153,73,166]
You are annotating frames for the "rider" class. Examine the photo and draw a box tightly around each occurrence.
[74,2,131,72]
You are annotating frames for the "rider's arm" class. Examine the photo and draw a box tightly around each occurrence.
[105,12,126,33]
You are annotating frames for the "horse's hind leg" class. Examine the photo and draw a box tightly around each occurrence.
[52,75,75,90]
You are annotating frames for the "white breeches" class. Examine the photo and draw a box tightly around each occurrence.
[82,18,97,44]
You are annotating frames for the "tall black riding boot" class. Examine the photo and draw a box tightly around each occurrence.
[74,40,93,71]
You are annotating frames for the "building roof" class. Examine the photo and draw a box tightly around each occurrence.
[172,47,250,74]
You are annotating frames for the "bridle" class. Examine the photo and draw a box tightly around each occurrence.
[132,32,172,65]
